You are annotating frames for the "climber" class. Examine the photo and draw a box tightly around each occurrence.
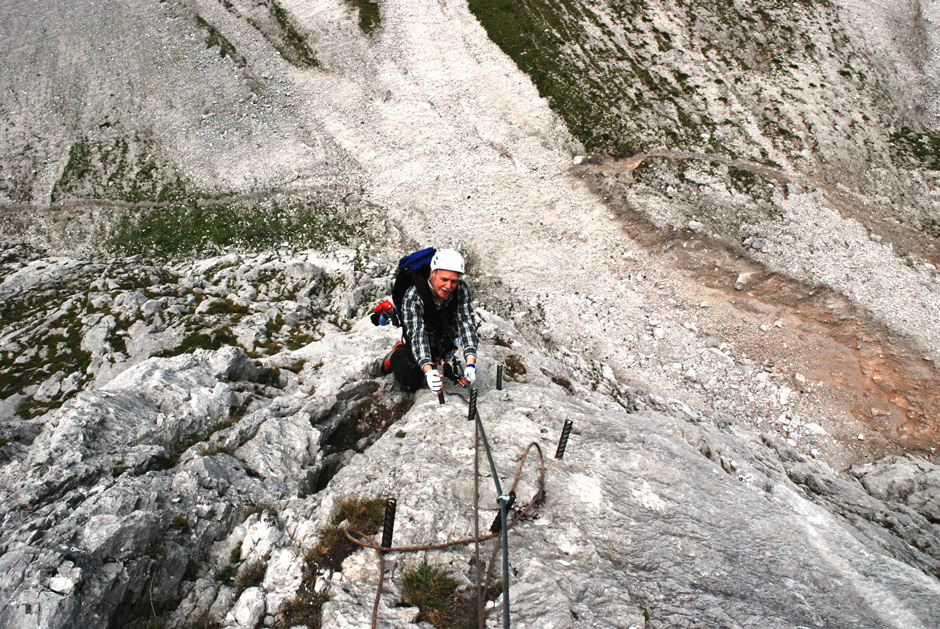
[383,248,479,394]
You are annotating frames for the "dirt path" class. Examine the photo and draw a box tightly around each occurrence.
[585,150,940,267]
[601,185,940,464]
[582,152,940,461]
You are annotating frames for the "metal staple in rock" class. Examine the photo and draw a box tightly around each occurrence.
[345,437,545,628]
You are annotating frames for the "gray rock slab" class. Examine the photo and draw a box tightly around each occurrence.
[852,454,940,523]
[304,381,940,628]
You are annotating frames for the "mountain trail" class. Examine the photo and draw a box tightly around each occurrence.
[276,0,940,468]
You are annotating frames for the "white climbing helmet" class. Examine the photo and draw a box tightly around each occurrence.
[430,248,465,274]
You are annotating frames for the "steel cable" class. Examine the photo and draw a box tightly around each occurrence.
[346,440,546,628]
[474,408,483,628]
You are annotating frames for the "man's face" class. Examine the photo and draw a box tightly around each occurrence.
[429,269,461,301]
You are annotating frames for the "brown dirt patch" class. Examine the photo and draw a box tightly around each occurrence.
[587,162,940,465]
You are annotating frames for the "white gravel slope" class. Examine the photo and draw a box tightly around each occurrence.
[269,0,940,456]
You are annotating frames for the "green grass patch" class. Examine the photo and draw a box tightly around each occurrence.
[467,0,839,159]
[195,15,247,67]
[51,134,188,204]
[467,0,645,156]
[348,0,381,34]
[203,300,250,316]
[156,327,239,358]
[170,515,191,533]
[214,564,237,586]
[230,541,244,565]
[268,0,320,67]
[106,200,353,258]
[274,596,327,629]
[265,313,286,335]
[211,540,244,587]
[402,561,478,629]
[183,559,203,582]
[305,497,385,572]
[235,560,267,595]
[281,358,307,373]
[0,298,92,411]
[286,331,316,351]
[145,544,166,561]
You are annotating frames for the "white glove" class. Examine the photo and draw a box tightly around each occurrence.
[464,363,477,384]
[425,369,443,394]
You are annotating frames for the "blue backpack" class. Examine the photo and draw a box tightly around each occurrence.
[392,247,435,313]
[371,247,436,326]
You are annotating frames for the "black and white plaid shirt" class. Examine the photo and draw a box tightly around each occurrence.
[401,278,478,368]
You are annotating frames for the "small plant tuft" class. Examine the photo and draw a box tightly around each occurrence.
[267,0,320,67]
[214,564,237,586]
[243,504,279,520]
[156,327,238,358]
[305,497,385,572]
[402,561,477,628]
[282,358,307,373]
[348,0,381,34]
[183,559,203,581]
[200,443,235,457]
[275,596,327,629]
[229,541,244,565]
[550,375,574,395]
[170,515,191,533]
[503,355,526,379]
[145,544,166,561]
[235,560,267,595]
[203,300,250,316]
[273,497,384,628]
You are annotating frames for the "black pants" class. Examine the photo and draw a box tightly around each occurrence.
[388,343,426,392]
[389,342,462,392]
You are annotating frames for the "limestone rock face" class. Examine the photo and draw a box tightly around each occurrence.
[0,247,938,629]
[311,367,940,628]
[0,246,402,628]
[0,347,259,628]
[852,455,940,524]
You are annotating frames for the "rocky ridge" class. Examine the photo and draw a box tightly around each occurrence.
[1,245,940,627]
